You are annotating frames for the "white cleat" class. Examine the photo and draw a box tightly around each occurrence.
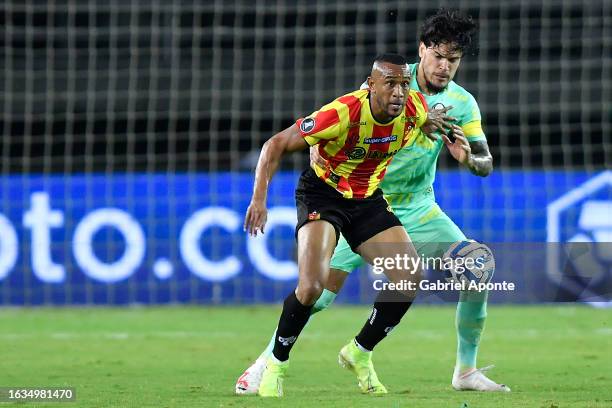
[452,365,511,392]
[235,357,267,395]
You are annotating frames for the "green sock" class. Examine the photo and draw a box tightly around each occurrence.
[258,289,337,360]
[311,288,337,314]
[455,290,488,370]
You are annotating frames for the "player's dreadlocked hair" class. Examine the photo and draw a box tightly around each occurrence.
[419,9,478,55]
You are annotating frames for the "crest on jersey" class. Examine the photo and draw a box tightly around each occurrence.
[300,117,316,133]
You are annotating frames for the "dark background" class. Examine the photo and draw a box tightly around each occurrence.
[0,0,610,173]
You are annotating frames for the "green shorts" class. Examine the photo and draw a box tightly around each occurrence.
[329,187,467,273]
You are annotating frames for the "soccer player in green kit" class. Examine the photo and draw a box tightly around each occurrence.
[236,9,510,394]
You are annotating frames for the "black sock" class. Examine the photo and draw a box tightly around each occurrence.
[354,290,412,351]
[272,291,313,362]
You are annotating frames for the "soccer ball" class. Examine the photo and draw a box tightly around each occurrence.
[442,240,495,285]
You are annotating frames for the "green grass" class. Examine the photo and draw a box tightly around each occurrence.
[0,305,610,407]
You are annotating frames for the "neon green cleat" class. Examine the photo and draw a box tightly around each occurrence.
[257,357,289,397]
[338,340,388,395]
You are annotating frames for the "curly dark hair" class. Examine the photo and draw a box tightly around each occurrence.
[419,9,478,55]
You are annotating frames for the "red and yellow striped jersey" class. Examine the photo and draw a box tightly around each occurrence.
[295,89,428,199]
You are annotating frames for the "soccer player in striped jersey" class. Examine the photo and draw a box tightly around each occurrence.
[237,9,510,395]
[243,53,453,397]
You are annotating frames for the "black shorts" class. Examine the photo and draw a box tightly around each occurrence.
[295,168,402,251]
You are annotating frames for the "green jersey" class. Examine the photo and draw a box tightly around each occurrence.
[380,63,486,194]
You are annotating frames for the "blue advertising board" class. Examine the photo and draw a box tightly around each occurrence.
[0,170,610,305]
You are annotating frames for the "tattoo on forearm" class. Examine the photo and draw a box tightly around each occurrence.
[467,140,493,176]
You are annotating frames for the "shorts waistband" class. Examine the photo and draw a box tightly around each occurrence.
[383,186,434,207]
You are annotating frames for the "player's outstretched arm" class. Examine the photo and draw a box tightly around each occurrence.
[244,125,308,236]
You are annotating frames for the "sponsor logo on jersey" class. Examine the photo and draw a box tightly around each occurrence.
[366,149,399,160]
[363,135,397,144]
[328,171,341,184]
[347,121,367,129]
[348,147,367,160]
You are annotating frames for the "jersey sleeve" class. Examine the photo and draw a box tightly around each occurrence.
[412,90,429,128]
[460,93,486,142]
[295,102,342,146]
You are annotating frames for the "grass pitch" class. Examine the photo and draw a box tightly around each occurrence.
[0,305,610,407]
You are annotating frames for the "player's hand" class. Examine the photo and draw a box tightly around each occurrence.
[422,106,455,141]
[442,125,471,165]
[309,146,328,168]
[244,199,268,236]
